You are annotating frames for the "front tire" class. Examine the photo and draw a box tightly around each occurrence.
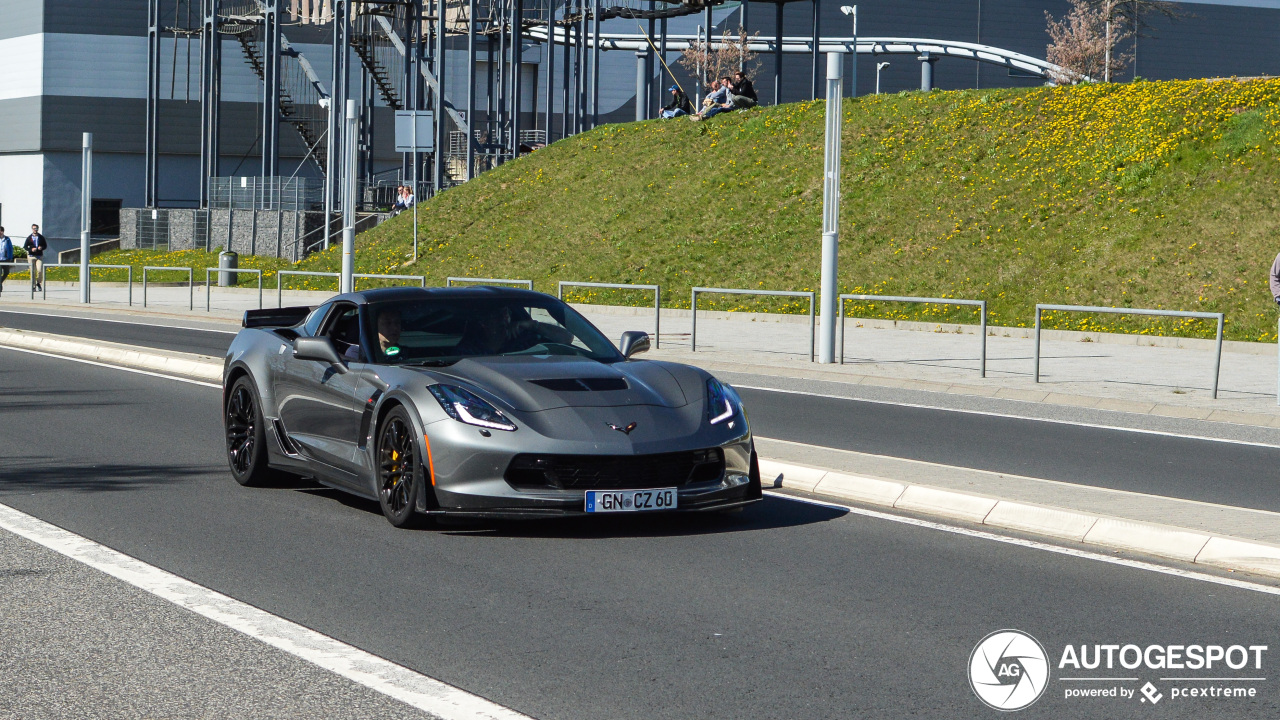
[224,376,281,487]
[377,407,429,528]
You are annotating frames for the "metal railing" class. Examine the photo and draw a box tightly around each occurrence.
[839,294,987,377]
[142,266,195,310]
[204,267,263,312]
[1,261,38,299]
[35,263,80,300]
[558,281,662,348]
[276,270,341,307]
[1034,304,1225,399]
[445,276,534,289]
[86,264,134,306]
[353,273,427,290]
[691,287,816,361]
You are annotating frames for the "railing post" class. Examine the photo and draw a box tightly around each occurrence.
[1033,306,1042,383]
[1213,314,1223,400]
[143,268,148,307]
[654,284,661,349]
[979,300,987,379]
[691,288,698,352]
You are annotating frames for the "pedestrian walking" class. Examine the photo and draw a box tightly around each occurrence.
[0,227,12,296]
[23,224,46,292]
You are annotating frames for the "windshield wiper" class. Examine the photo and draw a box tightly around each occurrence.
[402,359,458,367]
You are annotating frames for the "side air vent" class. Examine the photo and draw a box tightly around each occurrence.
[530,378,629,392]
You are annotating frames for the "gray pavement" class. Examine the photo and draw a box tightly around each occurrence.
[0,527,437,720]
[3,347,1279,719]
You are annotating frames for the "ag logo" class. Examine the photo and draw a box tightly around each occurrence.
[969,630,1050,711]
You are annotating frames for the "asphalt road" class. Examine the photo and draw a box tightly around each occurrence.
[1,347,1277,719]
[5,311,1279,513]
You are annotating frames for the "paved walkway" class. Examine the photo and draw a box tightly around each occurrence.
[6,281,1280,425]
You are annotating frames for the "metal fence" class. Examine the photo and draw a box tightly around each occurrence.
[691,287,816,361]
[209,176,323,211]
[1034,304,1225,399]
[136,209,171,250]
[86,264,134,305]
[204,267,263,312]
[445,276,533,289]
[839,294,987,377]
[142,266,194,310]
[276,270,341,306]
[558,281,662,348]
[353,273,427,291]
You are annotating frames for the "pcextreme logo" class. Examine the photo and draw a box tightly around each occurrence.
[969,630,1051,711]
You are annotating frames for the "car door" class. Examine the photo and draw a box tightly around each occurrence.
[276,302,365,479]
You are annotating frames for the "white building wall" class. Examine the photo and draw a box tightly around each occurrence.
[0,153,45,238]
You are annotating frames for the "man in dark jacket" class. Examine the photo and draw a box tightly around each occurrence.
[731,71,758,107]
[660,85,693,118]
[24,224,46,291]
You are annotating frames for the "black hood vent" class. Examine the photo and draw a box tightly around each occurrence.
[530,377,629,392]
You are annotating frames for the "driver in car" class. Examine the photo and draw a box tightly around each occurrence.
[344,308,403,361]
[458,305,574,355]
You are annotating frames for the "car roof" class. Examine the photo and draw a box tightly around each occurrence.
[331,286,548,305]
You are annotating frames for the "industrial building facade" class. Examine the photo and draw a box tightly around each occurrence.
[2,0,1278,255]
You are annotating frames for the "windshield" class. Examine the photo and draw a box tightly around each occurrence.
[365,296,623,365]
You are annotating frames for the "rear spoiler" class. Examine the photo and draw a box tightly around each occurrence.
[243,306,312,329]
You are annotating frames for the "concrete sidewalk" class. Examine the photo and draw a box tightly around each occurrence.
[5,282,1280,430]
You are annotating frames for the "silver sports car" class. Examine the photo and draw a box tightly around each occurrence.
[222,286,762,526]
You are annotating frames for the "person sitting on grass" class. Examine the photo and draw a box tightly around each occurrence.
[731,71,758,108]
[694,77,736,121]
[659,85,693,118]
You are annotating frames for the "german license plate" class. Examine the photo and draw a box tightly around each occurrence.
[585,488,677,513]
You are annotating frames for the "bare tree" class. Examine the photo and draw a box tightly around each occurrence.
[1045,0,1132,83]
[676,28,761,97]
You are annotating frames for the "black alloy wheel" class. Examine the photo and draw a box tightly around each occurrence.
[377,407,426,528]
[224,376,278,487]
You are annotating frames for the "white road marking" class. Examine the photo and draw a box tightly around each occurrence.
[0,345,222,388]
[736,383,1280,449]
[0,308,239,333]
[0,503,533,720]
[766,491,1280,597]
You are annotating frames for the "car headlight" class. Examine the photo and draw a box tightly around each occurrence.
[706,378,736,425]
[428,384,517,432]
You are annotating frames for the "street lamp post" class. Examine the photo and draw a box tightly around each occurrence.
[341,99,357,295]
[839,6,856,98]
[876,61,890,94]
[819,52,843,364]
[80,132,92,303]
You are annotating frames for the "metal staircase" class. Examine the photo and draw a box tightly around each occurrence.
[223,3,331,175]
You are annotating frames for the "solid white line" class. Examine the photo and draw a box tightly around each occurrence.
[0,345,221,389]
[1058,678,1139,682]
[735,383,1280,449]
[0,307,239,333]
[764,491,1280,597]
[0,502,533,720]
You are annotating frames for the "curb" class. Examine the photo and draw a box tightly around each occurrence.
[0,329,223,383]
[759,458,1280,581]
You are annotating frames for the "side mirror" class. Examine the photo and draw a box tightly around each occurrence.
[619,331,650,359]
[293,336,348,374]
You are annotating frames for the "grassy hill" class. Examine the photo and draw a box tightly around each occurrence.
[85,78,1280,341]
